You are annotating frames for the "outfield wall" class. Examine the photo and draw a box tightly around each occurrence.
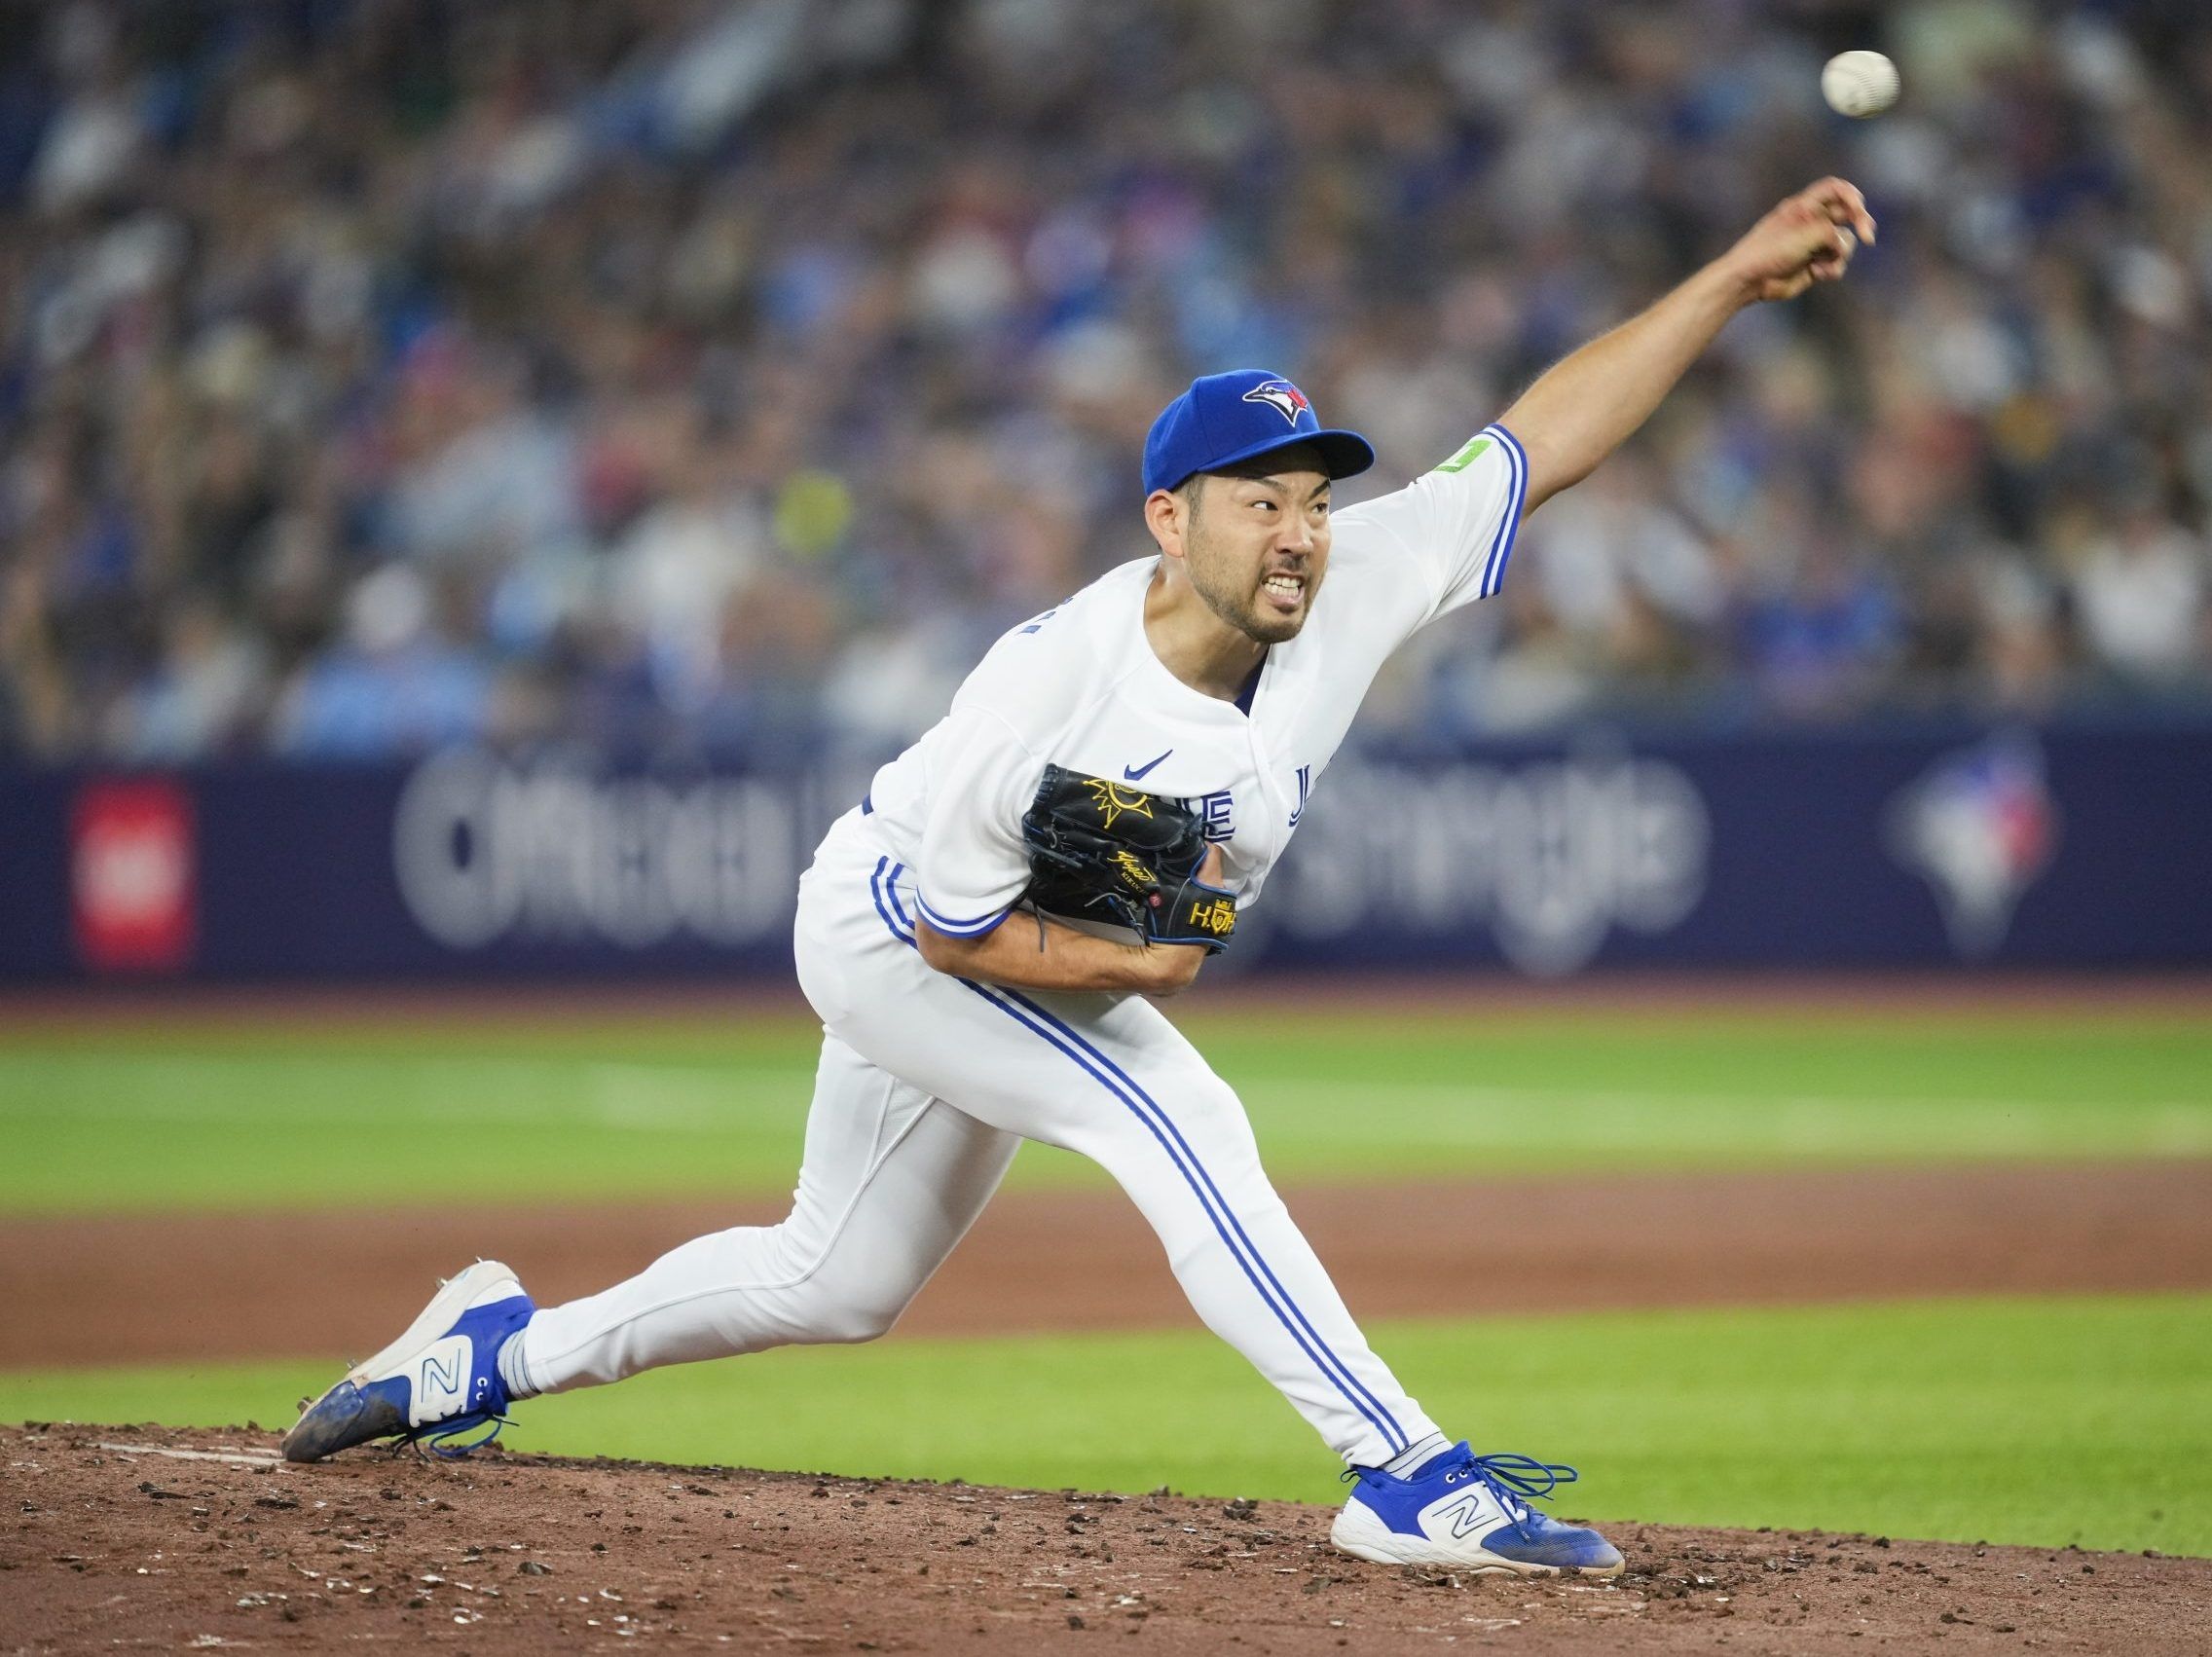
[4,720,2207,982]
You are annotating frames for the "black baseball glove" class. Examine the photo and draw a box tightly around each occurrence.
[1019,763,1237,952]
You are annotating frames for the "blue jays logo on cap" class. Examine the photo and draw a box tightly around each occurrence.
[1142,368,1376,496]
[1242,380,1312,426]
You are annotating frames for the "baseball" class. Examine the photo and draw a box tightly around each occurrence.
[1823,50,1899,118]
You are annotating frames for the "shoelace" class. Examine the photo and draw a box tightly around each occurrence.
[1456,1452,1579,1504]
[393,1412,511,1460]
[1346,1448,1582,1539]
[1449,1452,1579,1538]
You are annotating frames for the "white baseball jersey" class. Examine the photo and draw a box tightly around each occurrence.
[512,423,1527,1473]
[862,423,1530,937]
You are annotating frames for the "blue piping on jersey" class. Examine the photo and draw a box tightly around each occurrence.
[863,857,1408,1457]
[868,857,910,950]
[913,890,1014,939]
[1479,424,1530,599]
[1233,657,1264,717]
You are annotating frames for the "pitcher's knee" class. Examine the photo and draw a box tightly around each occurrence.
[773,1263,912,1344]
[795,1291,904,1344]
[731,1229,914,1346]
[1168,1075,1267,1175]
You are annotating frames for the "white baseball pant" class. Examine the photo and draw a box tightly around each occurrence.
[509,810,1442,1469]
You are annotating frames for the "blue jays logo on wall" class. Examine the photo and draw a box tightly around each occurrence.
[1885,732,2059,958]
[1242,380,1312,426]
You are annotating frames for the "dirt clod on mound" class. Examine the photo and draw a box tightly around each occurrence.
[3,1424,2205,1653]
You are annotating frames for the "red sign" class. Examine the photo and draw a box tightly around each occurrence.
[71,780,197,972]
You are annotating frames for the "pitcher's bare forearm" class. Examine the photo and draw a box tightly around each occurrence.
[1502,177,1876,513]
[916,913,1207,996]
[1501,263,1747,511]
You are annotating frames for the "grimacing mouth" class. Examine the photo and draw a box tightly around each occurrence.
[1257,561,1315,609]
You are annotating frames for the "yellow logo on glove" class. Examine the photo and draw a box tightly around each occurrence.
[1084,778,1156,830]
[1109,848,1156,889]
[1185,897,1236,938]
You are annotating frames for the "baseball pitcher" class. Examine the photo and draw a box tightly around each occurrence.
[285,179,1876,1576]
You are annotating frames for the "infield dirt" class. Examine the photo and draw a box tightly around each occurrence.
[5,1423,2206,1654]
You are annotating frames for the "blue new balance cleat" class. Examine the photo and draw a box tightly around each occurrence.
[282,1260,535,1463]
[1331,1444,1624,1576]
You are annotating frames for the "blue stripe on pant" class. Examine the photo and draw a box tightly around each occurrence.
[866,858,1409,1456]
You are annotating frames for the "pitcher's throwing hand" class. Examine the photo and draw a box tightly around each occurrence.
[1725,176,1878,302]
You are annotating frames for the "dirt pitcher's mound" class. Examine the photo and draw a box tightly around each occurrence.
[3,1426,2205,1654]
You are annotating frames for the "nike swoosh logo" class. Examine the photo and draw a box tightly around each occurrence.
[1124,750,1172,781]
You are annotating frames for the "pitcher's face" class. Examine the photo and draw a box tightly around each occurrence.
[1175,454,1333,644]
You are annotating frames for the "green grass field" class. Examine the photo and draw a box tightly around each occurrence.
[8,1297,2206,1556]
[6,1005,2209,1210]
[6,1000,2210,1555]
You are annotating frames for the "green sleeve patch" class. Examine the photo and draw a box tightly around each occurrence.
[1434,435,1492,474]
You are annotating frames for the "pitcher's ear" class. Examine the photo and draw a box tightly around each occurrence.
[1145,486,1187,557]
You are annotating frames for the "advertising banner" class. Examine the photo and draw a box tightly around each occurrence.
[1,721,2204,983]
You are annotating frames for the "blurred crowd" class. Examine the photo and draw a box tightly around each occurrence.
[4,0,2210,764]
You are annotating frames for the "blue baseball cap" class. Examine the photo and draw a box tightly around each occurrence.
[1142,369,1376,496]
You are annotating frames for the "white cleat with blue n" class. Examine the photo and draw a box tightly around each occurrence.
[1332,1444,1625,1576]
[281,1260,535,1462]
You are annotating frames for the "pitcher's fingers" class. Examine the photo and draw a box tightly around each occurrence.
[1812,242,1855,282]
[1806,224,1855,278]
[1803,175,1877,244]
[1791,213,1852,265]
